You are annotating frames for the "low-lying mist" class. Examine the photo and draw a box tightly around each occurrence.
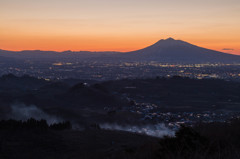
[100,123,175,138]
[5,104,175,138]
[8,104,62,125]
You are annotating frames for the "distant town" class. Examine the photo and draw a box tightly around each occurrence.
[123,102,240,130]
[1,61,240,81]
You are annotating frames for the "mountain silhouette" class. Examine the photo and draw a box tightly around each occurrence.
[126,38,240,63]
[0,38,240,63]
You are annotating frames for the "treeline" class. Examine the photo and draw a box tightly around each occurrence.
[0,118,72,130]
[155,118,240,159]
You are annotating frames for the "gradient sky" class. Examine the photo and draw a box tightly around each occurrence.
[0,0,240,54]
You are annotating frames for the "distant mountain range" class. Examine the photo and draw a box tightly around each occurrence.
[1,38,240,63]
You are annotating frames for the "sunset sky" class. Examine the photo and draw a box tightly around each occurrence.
[0,0,240,54]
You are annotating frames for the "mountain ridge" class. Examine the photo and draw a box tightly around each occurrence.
[127,38,240,63]
[0,38,240,63]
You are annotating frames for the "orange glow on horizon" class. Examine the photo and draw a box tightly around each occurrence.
[1,0,240,55]
[1,36,240,55]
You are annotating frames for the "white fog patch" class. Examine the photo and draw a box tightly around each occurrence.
[8,104,62,125]
[100,123,175,138]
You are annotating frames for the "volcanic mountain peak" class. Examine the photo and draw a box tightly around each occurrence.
[159,37,176,41]
[127,38,240,63]
[152,37,190,47]
[134,37,191,54]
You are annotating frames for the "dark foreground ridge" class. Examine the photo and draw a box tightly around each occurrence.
[0,74,240,158]
[0,118,240,159]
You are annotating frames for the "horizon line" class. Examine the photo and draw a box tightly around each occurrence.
[0,38,239,56]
